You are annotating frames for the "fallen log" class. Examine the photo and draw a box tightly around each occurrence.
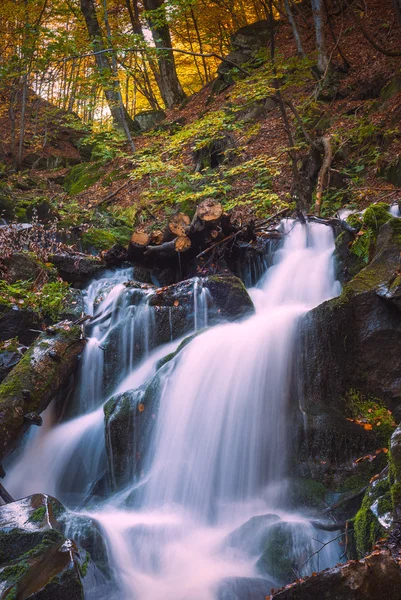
[191,199,223,234]
[150,229,164,245]
[168,213,191,238]
[143,236,192,259]
[0,322,85,463]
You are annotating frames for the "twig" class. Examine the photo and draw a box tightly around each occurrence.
[315,136,332,216]
[98,180,132,205]
[297,531,349,574]
[324,486,368,513]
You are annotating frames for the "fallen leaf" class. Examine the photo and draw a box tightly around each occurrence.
[138,403,145,413]
[364,423,373,430]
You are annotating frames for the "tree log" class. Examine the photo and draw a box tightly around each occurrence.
[197,199,223,223]
[150,229,164,245]
[131,231,150,246]
[174,235,191,252]
[168,213,191,237]
[143,236,192,259]
[0,322,84,463]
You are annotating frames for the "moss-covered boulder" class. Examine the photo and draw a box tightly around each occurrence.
[0,494,110,600]
[0,304,43,345]
[0,252,43,284]
[223,514,280,556]
[334,230,366,283]
[353,475,392,557]
[256,521,313,585]
[270,551,401,600]
[0,340,25,384]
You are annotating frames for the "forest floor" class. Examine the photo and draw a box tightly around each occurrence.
[1,0,401,251]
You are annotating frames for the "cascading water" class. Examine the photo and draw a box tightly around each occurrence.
[6,220,343,600]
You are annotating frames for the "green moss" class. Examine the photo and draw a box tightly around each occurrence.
[156,330,205,370]
[344,389,396,447]
[79,551,90,578]
[363,203,391,233]
[29,506,46,523]
[81,229,118,252]
[64,163,103,195]
[0,561,30,585]
[354,489,385,557]
[0,279,70,321]
[286,478,327,509]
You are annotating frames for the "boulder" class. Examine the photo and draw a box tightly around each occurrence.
[271,551,401,600]
[296,219,401,481]
[0,341,26,383]
[50,253,105,285]
[0,304,43,345]
[216,576,275,600]
[0,494,110,600]
[0,252,42,283]
[224,514,280,556]
[217,20,271,76]
[134,110,166,132]
[104,361,174,491]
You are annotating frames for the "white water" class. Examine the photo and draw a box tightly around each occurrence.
[7,221,342,599]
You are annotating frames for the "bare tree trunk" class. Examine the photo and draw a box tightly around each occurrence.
[393,0,401,29]
[80,0,136,145]
[283,0,306,57]
[311,0,329,74]
[143,0,186,108]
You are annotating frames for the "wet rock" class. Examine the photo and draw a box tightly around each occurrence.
[0,342,26,383]
[217,576,275,600]
[296,219,401,480]
[334,230,366,283]
[50,253,105,285]
[104,361,174,490]
[217,20,271,77]
[353,472,392,557]
[0,494,110,600]
[256,521,313,585]
[58,288,85,321]
[102,243,128,267]
[224,514,280,556]
[271,551,401,600]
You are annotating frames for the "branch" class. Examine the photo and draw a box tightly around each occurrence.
[60,46,250,75]
[344,0,401,56]
[315,136,332,216]
[0,481,15,504]
[297,531,349,574]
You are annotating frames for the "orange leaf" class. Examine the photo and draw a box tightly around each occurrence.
[138,403,145,413]
[173,300,179,306]
[364,424,373,430]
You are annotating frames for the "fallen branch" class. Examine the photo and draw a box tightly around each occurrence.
[98,180,132,205]
[297,531,349,574]
[324,486,368,514]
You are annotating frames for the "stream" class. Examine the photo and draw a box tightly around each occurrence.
[5,220,343,600]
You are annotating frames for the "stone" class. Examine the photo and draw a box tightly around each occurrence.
[0,304,43,345]
[0,252,42,283]
[134,110,167,132]
[49,253,105,285]
[216,576,275,600]
[224,514,280,556]
[271,551,401,600]
[0,494,105,600]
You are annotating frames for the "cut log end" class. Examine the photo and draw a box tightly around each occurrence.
[150,229,164,245]
[131,231,150,247]
[197,199,223,222]
[169,212,191,237]
[174,235,192,253]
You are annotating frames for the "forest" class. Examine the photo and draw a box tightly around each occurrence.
[1,0,401,599]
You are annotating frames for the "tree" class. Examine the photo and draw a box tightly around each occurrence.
[311,0,328,74]
[142,0,186,108]
[80,0,136,147]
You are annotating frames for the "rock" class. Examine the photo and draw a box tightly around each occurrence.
[102,244,128,266]
[104,361,174,491]
[58,288,85,321]
[0,252,42,283]
[353,472,392,557]
[296,219,401,481]
[0,322,84,462]
[192,133,235,171]
[50,253,105,285]
[216,576,275,600]
[256,521,313,585]
[334,230,366,283]
[224,514,280,556]
[0,342,26,383]
[0,304,43,345]
[390,425,401,521]
[217,20,271,76]
[382,154,401,187]
[134,110,166,132]
[0,494,110,600]
[271,551,401,600]
[234,98,277,123]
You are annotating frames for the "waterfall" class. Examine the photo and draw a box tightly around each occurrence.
[6,221,343,600]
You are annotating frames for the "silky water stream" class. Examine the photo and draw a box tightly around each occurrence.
[6,220,343,600]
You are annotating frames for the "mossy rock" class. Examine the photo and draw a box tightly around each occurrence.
[64,163,103,195]
[257,521,312,585]
[363,203,391,233]
[354,477,391,557]
[285,478,327,510]
[81,226,132,253]
[380,76,401,102]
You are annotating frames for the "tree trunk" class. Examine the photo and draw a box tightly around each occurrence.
[143,0,186,108]
[283,0,306,57]
[80,0,136,141]
[311,0,329,74]
[0,323,84,464]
